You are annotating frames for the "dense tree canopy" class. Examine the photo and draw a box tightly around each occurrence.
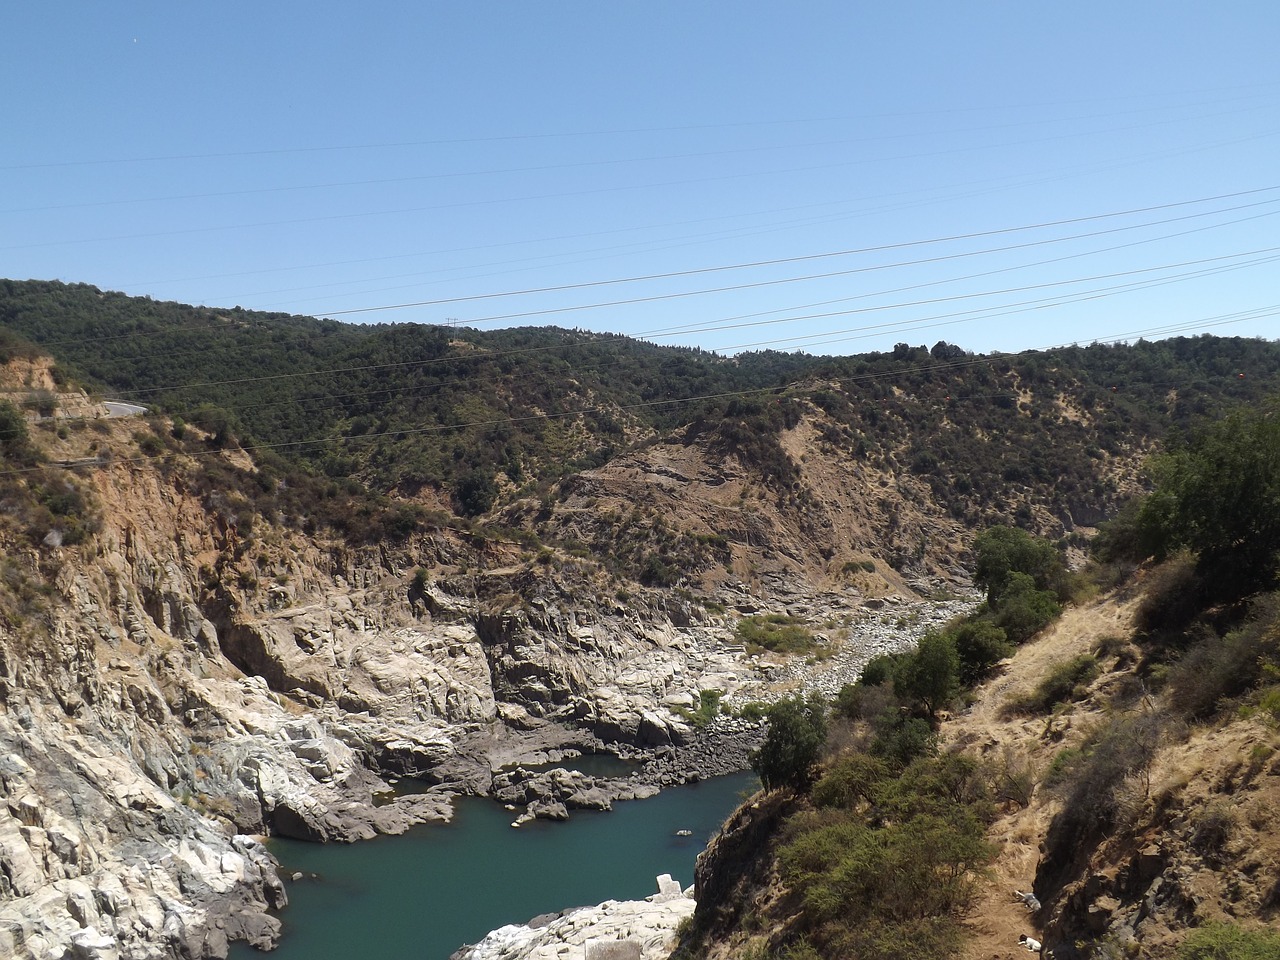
[4,279,1280,544]
[752,695,828,792]
[1139,403,1280,597]
[973,525,1063,605]
[893,631,959,718]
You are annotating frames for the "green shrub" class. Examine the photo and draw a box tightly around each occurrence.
[871,714,937,770]
[951,620,1013,685]
[751,695,827,792]
[0,400,38,465]
[992,573,1061,643]
[811,753,891,810]
[1090,498,1147,564]
[893,631,959,718]
[1010,655,1098,714]
[1258,687,1280,723]
[678,689,724,729]
[834,681,896,724]
[737,614,817,655]
[1135,550,1203,637]
[859,653,899,687]
[1166,594,1280,720]
[136,432,164,457]
[778,751,993,960]
[454,469,497,517]
[1140,403,1280,600]
[1042,746,1084,788]
[1178,922,1280,960]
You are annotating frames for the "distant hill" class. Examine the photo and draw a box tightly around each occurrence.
[1,279,1275,554]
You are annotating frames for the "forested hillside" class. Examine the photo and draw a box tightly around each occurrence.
[1,279,1275,543]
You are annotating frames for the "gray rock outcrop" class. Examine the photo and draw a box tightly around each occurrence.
[450,874,695,960]
[0,419,972,958]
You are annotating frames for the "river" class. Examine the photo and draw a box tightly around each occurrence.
[228,770,758,960]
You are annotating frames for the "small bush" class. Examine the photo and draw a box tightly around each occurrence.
[986,747,1035,807]
[871,714,937,770]
[992,573,1061,643]
[1258,687,1280,723]
[678,689,724,729]
[811,753,891,809]
[1008,655,1098,714]
[1190,801,1236,859]
[859,653,900,687]
[1042,746,1084,788]
[1041,712,1164,883]
[1091,498,1147,564]
[0,400,38,464]
[1135,551,1202,637]
[834,681,896,723]
[1178,922,1280,960]
[1094,633,1130,658]
[737,614,817,655]
[136,432,164,457]
[951,619,1013,686]
[1166,596,1280,720]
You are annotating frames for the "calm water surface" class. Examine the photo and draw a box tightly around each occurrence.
[229,771,757,960]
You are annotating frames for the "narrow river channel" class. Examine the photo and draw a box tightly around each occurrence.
[228,771,758,960]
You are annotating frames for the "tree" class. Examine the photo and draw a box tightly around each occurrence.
[972,526,1063,606]
[893,631,959,718]
[992,573,1061,643]
[0,400,37,465]
[951,620,1013,686]
[1138,404,1280,597]
[752,695,828,792]
[454,469,497,517]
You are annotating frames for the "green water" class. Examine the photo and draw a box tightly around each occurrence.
[229,771,757,960]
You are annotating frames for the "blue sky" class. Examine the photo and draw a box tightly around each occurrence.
[3,3,1278,355]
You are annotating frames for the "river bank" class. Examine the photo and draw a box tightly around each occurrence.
[228,771,757,960]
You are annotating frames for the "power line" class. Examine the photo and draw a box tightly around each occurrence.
[317,187,1280,318]
[25,185,1278,357]
[69,200,1280,372]
[75,247,1280,438]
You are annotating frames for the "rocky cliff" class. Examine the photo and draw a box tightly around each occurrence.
[0,370,970,959]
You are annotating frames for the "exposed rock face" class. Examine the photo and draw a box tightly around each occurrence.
[0,444,757,958]
[0,402,975,958]
[690,790,793,944]
[0,710,285,960]
[450,874,696,960]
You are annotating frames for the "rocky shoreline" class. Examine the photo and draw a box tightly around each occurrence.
[0,444,971,960]
[449,874,696,960]
[486,722,764,826]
